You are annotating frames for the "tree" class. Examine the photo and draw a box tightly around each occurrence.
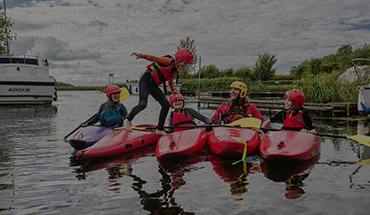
[0,4,16,54]
[198,65,220,78]
[252,53,277,81]
[177,37,197,79]
[234,67,252,81]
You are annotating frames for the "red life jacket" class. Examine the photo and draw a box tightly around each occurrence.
[283,110,306,129]
[219,102,251,124]
[147,55,177,86]
[171,110,195,132]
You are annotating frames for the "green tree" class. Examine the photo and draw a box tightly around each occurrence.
[198,65,220,78]
[234,67,253,81]
[177,37,197,79]
[252,53,277,81]
[0,5,16,54]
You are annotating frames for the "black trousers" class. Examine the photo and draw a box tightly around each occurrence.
[127,72,170,130]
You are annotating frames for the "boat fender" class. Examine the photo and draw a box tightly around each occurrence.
[277,141,285,150]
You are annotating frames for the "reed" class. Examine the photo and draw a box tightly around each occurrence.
[298,73,358,103]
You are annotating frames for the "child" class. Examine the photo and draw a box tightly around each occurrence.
[261,89,316,133]
[124,48,194,135]
[82,85,127,128]
[210,81,264,124]
[168,92,211,133]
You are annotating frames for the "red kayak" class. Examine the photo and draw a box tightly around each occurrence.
[259,130,321,161]
[75,124,160,159]
[156,128,208,160]
[208,127,261,158]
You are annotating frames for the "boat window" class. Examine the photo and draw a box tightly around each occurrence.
[11,58,26,64]
[0,58,11,63]
[25,58,39,65]
[0,57,39,65]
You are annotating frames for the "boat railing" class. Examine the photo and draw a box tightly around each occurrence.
[0,55,49,67]
[351,58,370,87]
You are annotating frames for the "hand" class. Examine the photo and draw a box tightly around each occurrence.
[301,129,316,134]
[131,52,142,59]
[261,119,271,128]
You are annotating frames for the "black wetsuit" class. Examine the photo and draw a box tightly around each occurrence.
[127,72,170,130]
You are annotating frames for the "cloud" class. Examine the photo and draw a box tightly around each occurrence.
[6,0,370,85]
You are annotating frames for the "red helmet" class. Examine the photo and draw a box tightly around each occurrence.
[285,89,304,109]
[175,48,194,65]
[105,85,121,100]
[169,92,185,108]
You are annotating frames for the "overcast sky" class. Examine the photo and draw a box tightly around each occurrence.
[5,0,370,86]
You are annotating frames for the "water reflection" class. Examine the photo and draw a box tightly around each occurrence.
[209,155,262,201]
[261,155,319,199]
[73,147,197,214]
[72,145,156,180]
[0,105,57,213]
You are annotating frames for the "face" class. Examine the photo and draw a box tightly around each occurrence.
[173,100,184,110]
[285,99,295,111]
[176,61,187,70]
[230,88,241,100]
[111,92,121,102]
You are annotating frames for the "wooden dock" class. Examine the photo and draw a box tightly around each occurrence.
[194,96,359,117]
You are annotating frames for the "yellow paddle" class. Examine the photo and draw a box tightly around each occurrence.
[226,117,262,129]
[120,87,130,102]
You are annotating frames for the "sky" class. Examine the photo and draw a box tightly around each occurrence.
[4,0,370,86]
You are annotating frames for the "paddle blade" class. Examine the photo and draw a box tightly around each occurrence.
[120,87,130,102]
[227,117,262,129]
[347,135,370,147]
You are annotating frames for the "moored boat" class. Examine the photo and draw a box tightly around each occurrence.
[156,128,209,160]
[207,127,261,158]
[75,124,160,159]
[0,55,57,105]
[259,130,321,161]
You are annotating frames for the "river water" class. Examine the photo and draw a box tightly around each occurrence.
[0,90,369,215]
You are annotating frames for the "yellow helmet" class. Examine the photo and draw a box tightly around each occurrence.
[230,81,248,98]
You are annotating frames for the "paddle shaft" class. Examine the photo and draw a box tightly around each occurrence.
[142,124,247,130]
[263,128,353,140]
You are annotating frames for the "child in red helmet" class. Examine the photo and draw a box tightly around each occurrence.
[82,85,127,128]
[261,89,316,133]
[168,92,211,133]
[124,48,195,135]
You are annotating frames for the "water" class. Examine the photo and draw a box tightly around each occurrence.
[0,91,369,215]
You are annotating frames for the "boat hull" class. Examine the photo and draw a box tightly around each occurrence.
[259,130,321,161]
[75,125,160,159]
[208,127,261,158]
[68,126,114,150]
[156,128,208,160]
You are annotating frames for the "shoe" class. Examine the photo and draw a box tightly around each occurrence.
[124,119,132,130]
[155,129,166,135]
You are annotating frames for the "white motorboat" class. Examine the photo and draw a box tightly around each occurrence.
[0,55,57,105]
[351,58,370,114]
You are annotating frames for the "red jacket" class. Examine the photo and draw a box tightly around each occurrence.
[211,101,264,124]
